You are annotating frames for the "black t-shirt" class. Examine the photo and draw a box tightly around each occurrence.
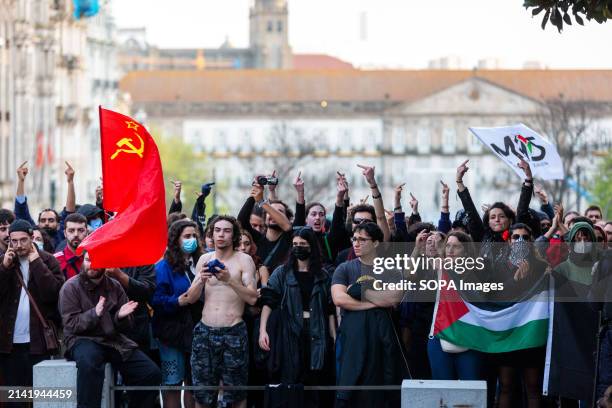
[255,230,293,271]
[294,270,315,311]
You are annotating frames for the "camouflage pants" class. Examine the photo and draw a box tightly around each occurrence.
[191,320,248,406]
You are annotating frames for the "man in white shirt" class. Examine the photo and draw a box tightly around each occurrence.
[0,219,64,397]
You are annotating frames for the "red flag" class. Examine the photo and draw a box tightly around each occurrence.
[78,107,167,268]
[35,131,44,168]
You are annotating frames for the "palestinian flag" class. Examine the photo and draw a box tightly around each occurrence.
[432,273,551,353]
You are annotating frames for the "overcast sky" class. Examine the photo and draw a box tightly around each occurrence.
[112,0,612,69]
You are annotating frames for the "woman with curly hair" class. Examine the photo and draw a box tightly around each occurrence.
[152,219,203,408]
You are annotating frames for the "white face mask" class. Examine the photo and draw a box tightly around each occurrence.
[573,241,592,254]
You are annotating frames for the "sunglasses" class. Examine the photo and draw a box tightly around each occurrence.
[511,234,531,241]
[352,218,373,225]
[292,226,313,233]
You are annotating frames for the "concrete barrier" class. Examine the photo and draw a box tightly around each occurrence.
[32,360,77,408]
[401,379,487,408]
[33,359,114,408]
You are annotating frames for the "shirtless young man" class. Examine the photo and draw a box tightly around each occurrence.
[182,215,258,408]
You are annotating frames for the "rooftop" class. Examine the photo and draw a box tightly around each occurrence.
[120,69,612,104]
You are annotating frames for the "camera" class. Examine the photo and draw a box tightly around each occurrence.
[256,176,278,186]
[207,259,226,274]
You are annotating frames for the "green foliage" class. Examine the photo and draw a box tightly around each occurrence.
[151,129,211,215]
[524,0,612,32]
[590,152,612,219]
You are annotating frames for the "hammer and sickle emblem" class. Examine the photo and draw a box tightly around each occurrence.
[110,132,145,160]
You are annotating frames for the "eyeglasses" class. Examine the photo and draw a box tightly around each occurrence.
[10,237,30,246]
[351,237,372,244]
[511,234,531,241]
[352,218,373,225]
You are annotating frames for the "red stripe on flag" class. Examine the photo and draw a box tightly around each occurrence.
[433,272,469,335]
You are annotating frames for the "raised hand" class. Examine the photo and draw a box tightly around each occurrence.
[357,164,376,187]
[415,229,429,250]
[28,243,40,262]
[65,161,75,183]
[409,192,419,215]
[171,180,182,203]
[394,183,405,210]
[2,247,16,268]
[456,160,469,183]
[117,301,138,319]
[95,296,106,317]
[517,159,533,180]
[440,180,449,200]
[17,161,28,182]
[293,171,304,194]
[95,185,103,203]
[201,182,215,198]
[268,170,278,195]
[250,183,264,202]
[336,172,348,198]
[534,184,548,204]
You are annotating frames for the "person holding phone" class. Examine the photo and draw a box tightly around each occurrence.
[0,219,64,398]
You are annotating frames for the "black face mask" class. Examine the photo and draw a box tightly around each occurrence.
[292,246,311,261]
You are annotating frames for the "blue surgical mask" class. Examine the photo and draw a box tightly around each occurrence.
[35,241,44,251]
[181,238,198,254]
[89,218,103,231]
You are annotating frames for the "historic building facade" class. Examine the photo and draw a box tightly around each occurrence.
[120,69,612,219]
[0,0,118,209]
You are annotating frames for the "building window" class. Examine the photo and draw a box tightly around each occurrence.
[364,128,380,152]
[312,128,328,151]
[391,126,406,154]
[416,129,430,154]
[267,21,273,32]
[442,128,456,154]
[239,129,252,152]
[339,129,352,152]
[468,131,482,153]
[277,21,283,32]
[214,129,228,152]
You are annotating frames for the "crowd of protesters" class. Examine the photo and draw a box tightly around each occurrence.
[0,158,610,408]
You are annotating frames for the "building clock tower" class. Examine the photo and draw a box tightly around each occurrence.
[249,0,292,69]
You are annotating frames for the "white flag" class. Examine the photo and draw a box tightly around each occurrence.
[469,124,565,181]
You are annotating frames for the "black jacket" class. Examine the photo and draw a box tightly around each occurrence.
[263,264,334,382]
[120,265,156,349]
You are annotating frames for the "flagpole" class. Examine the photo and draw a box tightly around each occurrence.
[98,106,106,221]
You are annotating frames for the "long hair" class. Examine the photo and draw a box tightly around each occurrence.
[444,231,477,259]
[240,229,263,268]
[286,226,322,275]
[165,219,202,272]
[482,202,516,233]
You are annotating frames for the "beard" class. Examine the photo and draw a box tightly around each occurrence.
[69,238,82,250]
[85,268,105,280]
[267,224,283,232]
[41,226,57,235]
